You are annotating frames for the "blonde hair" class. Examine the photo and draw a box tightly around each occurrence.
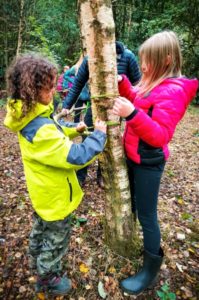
[138,31,182,96]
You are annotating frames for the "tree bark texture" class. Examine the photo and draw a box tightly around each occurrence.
[16,0,24,56]
[78,0,139,258]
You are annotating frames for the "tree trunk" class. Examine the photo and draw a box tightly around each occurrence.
[127,3,133,39]
[16,0,24,56]
[78,0,139,258]
[4,21,8,68]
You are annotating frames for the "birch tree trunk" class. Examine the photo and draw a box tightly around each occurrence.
[78,0,139,258]
[16,0,24,56]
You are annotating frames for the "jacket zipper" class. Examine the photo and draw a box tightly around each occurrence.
[67,178,72,202]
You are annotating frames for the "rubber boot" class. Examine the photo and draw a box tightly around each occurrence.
[120,248,164,295]
[36,274,72,295]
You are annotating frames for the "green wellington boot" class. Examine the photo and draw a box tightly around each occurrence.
[121,248,164,295]
[36,274,72,295]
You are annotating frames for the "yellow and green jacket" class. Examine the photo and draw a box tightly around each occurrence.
[4,99,106,221]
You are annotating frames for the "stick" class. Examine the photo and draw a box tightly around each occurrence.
[54,106,86,121]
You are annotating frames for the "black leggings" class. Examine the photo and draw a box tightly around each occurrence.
[127,159,165,255]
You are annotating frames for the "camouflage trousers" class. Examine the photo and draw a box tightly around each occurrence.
[28,213,71,277]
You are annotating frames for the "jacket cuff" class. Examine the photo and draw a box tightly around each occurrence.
[119,74,125,82]
[126,109,138,121]
[118,74,129,88]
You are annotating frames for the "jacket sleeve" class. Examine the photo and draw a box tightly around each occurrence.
[126,50,141,85]
[57,119,80,139]
[67,130,106,169]
[25,124,106,171]
[78,83,90,102]
[118,75,137,102]
[126,90,187,148]
[62,57,89,109]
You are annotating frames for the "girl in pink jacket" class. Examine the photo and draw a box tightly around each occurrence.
[113,31,198,295]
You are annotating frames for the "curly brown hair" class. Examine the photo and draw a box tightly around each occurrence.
[6,53,58,117]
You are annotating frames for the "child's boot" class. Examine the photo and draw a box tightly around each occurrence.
[120,248,164,295]
[36,274,71,296]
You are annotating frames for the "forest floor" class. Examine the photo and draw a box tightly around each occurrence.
[0,106,199,300]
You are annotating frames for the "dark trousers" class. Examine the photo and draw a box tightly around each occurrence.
[76,106,93,183]
[127,159,165,255]
[74,98,84,123]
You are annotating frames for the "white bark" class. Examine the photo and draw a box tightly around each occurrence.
[78,0,139,257]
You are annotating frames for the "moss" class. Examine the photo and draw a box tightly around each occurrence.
[105,27,115,37]
[105,232,141,259]
[103,217,141,259]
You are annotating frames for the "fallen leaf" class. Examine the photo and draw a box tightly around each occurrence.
[177,198,185,205]
[176,262,184,272]
[108,266,116,274]
[79,263,89,274]
[188,247,195,254]
[85,284,92,290]
[176,232,185,240]
[19,286,26,293]
[98,281,107,299]
[15,252,22,258]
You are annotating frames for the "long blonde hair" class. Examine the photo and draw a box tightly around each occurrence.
[138,31,182,96]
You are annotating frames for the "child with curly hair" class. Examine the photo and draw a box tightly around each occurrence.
[4,53,107,296]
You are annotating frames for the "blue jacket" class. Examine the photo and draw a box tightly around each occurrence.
[63,41,141,109]
[62,66,76,90]
[78,83,90,103]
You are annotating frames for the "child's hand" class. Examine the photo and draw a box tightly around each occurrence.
[54,109,68,121]
[61,108,70,116]
[113,96,135,118]
[76,121,87,133]
[94,119,107,134]
[118,75,123,82]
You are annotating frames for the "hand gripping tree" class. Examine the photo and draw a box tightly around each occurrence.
[78,0,139,258]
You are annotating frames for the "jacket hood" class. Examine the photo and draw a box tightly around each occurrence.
[4,98,54,132]
[116,41,125,54]
[165,77,198,105]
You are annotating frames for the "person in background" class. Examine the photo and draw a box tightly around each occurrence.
[53,65,70,113]
[56,65,70,99]
[4,53,107,297]
[62,41,141,186]
[62,64,76,91]
[62,55,90,123]
[112,31,198,295]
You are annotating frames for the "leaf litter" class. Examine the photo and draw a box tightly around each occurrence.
[0,107,198,299]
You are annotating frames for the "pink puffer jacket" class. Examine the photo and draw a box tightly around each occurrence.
[56,73,64,92]
[118,75,198,165]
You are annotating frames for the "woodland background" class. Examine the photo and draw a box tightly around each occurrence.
[0,0,199,103]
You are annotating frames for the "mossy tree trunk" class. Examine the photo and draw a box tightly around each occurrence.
[78,0,139,258]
